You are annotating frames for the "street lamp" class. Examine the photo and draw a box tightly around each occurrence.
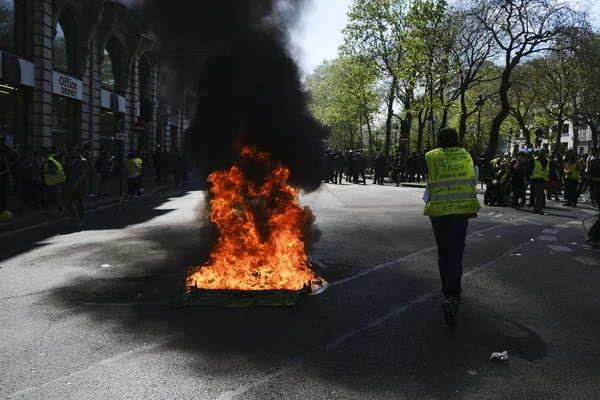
[476,95,485,156]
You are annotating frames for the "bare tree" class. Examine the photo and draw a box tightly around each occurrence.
[450,9,498,144]
[473,0,583,158]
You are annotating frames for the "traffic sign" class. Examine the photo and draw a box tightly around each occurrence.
[118,119,125,133]
[134,121,147,136]
[399,134,409,144]
[115,133,128,140]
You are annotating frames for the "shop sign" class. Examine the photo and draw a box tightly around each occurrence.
[53,71,83,101]
[115,133,128,140]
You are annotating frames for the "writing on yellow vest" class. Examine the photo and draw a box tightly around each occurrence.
[424,147,481,217]
[532,157,549,181]
[125,158,140,177]
[565,162,580,179]
[44,154,66,186]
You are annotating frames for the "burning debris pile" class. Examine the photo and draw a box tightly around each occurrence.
[185,145,323,292]
[140,0,330,305]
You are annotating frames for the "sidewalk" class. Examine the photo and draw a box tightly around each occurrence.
[0,171,200,234]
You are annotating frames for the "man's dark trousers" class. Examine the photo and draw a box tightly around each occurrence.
[431,214,469,300]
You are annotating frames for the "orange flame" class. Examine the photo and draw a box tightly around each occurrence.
[186,146,319,292]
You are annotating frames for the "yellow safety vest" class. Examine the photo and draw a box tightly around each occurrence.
[424,147,481,217]
[498,170,509,184]
[565,162,580,179]
[125,159,140,177]
[532,157,549,181]
[43,155,66,186]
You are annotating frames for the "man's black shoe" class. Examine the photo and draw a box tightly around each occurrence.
[442,298,458,326]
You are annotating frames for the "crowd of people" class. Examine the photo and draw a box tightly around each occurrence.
[483,145,598,215]
[323,148,429,186]
[0,137,190,227]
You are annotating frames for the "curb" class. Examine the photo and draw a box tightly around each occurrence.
[0,179,202,237]
[582,215,597,232]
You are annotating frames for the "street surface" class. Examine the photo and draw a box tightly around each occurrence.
[1,182,599,399]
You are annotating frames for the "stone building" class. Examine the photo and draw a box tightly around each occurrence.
[0,0,193,164]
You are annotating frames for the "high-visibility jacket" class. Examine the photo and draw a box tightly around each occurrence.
[424,147,481,217]
[135,158,143,173]
[44,154,66,186]
[565,162,580,179]
[498,169,510,184]
[532,157,549,181]
[125,159,140,177]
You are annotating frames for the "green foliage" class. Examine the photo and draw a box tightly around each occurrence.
[305,56,380,151]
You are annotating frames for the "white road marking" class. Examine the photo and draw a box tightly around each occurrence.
[487,212,495,216]
[9,338,175,397]
[573,257,600,266]
[566,221,581,225]
[216,241,532,400]
[553,224,571,229]
[547,245,573,252]
[538,236,557,241]
[542,229,559,234]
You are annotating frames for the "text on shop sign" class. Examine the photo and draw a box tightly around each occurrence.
[53,71,83,100]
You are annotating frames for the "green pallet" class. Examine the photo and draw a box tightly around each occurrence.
[179,285,312,309]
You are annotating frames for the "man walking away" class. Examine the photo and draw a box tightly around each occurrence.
[585,158,600,246]
[529,149,550,215]
[43,147,66,218]
[63,147,89,227]
[424,128,480,326]
[125,153,141,197]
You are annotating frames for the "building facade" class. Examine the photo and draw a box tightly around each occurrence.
[0,0,193,162]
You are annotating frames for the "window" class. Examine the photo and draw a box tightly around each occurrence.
[52,95,76,148]
[0,0,14,50]
[53,9,76,73]
[138,56,150,101]
[562,123,570,134]
[0,0,26,56]
[0,82,27,146]
[101,37,122,92]
[185,95,195,120]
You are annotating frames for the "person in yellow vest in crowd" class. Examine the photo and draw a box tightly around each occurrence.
[125,153,141,197]
[423,128,480,326]
[563,150,582,207]
[44,147,66,218]
[135,152,144,193]
[528,148,550,215]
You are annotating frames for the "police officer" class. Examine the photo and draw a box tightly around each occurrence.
[424,128,480,326]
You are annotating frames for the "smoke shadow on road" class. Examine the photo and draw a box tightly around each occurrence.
[31,217,572,399]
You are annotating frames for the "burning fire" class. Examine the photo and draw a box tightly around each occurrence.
[186,146,321,292]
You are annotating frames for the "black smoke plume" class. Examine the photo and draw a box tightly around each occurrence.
[138,0,329,191]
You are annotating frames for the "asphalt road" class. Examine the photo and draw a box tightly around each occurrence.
[1,181,599,400]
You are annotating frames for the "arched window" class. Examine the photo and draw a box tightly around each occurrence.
[53,8,76,73]
[138,56,150,101]
[0,0,15,50]
[101,37,122,92]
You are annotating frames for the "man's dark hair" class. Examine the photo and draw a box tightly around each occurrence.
[437,128,459,148]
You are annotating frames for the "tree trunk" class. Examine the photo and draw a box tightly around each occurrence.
[555,117,564,151]
[401,90,414,150]
[384,77,397,159]
[438,108,449,132]
[488,67,513,159]
[573,122,579,151]
[367,119,373,155]
[459,92,468,145]
[417,109,425,153]
[513,113,531,145]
